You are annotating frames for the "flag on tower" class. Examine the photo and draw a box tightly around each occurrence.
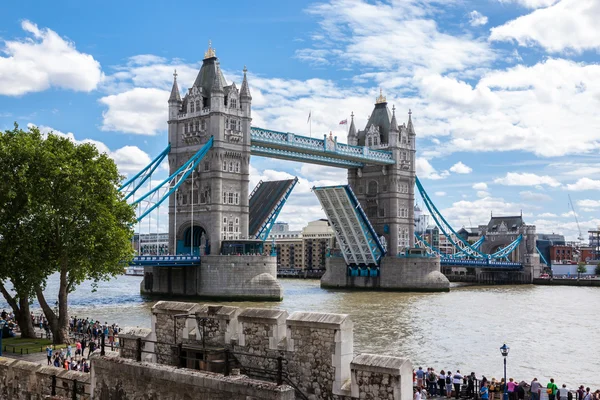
[307,111,311,123]
[339,119,347,125]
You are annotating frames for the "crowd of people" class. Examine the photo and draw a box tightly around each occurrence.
[0,310,18,338]
[413,367,600,400]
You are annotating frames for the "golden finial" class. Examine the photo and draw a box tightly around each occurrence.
[204,40,216,59]
[376,88,387,104]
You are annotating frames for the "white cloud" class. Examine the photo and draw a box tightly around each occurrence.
[538,212,557,218]
[497,0,560,8]
[449,161,472,174]
[434,191,446,197]
[472,182,488,190]
[476,191,490,198]
[577,199,600,208]
[561,211,578,218]
[440,196,524,229]
[519,191,552,202]
[566,178,600,191]
[490,0,600,54]
[301,0,494,75]
[27,123,151,175]
[0,20,103,96]
[468,11,488,27]
[494,172,561,187]
[99,88,168,135]
[416,158,449,180]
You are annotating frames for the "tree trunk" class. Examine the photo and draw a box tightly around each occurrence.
[15,297,36,339]
[0,282,36,339]
[35,272,72,345]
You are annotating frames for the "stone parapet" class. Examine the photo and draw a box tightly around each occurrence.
[0,357,90,399]
[194,305,241,347]
[238,308,287,350]
[350,354,413,400]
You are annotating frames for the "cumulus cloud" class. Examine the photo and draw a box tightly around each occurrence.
[577,199,600,208]
[435,191,446,197]
[566,178,600,191]
[490,0,600,54]
[519,191,552,202]
[27,123,151,175]
[0,20,103,96]
[538,212,557,218]
[449,161,472,174]
[99,88,169,135]
[468,11,488,27]
[497,0,560,8]
[494,172,561,187]
[477,191,490,198]
[472,182,488,190]
[440,196,525,229]
[416,158,449,180]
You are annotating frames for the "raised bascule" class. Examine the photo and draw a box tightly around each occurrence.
[122,42,540,300]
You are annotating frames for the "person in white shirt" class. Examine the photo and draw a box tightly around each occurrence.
[415,388,422,400]
[438,370,447,397]
[453,370,463,399]
[557,385,569,400]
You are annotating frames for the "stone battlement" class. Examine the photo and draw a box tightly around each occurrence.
[117,301,413,399]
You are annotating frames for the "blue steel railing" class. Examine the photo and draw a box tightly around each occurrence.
[130,255,201,266]
[441,259,522,269]
[250,127,395,166]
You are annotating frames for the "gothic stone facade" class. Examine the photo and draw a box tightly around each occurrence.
[347,93,417,255]
[167,44,252,255]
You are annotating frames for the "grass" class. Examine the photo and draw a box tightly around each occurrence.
[2,337,67,355]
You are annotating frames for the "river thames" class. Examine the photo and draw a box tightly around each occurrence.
[11,276,600,389]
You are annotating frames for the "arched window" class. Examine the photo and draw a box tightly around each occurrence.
[228,193,234,204]
[223,161,227,171]
[367,137,372,147]
[230,98,237,109]
[235,162,240,173]
[194,121,199,131]
[190,102,194,113]
[195,100,200,111]
[237,120,241,131]
[229,162,233,172]
[234,193,239,205]
[223,192,227,204]
[367,180,378,195]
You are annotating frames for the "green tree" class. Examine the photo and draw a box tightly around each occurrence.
[0,125,136,343]
[595,264,600,276]
[577,262,587,278]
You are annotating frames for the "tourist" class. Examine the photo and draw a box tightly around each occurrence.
[417,367,425,388]
[531,378,542,400]
[583,388,592,400]
[577,386,586,400]
[557,384,569,400]
[88,340,96,357]
[453,370,463,399]
[76,341,82,356]
[489,378,498,400]
[415,387,423,400]
[46,345,53,365]
[428,368,438,397]
[422,386,429,400]
[547,378,559,400]
[467,372,476,398]
[480,381,489,400]
[438,370,447,397]
[66,344,72,358]
[507,378,518,400]
[517,382,526,400]
[446,371,453,399]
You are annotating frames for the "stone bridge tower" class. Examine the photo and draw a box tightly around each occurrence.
[167,42,252,255]
[347,91,416,255]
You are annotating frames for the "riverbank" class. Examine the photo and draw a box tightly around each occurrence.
[533,278,600,287]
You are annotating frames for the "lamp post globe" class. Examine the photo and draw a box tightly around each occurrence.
[500,344,510,400]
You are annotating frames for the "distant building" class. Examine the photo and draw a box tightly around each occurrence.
[589,228,600,260]
[264,219,334,270]
[549,245,575,263]
[413,204,429,235]
[456,227,481,244]
[536,233,566,266]
[133,233,169,255]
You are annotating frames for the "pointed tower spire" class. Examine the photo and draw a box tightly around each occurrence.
[347,111,358,146]
[390,105,399,132]
[168,69,181,103]
[240,65,252,100]
[407,109,415,135]
[211,62,224,93]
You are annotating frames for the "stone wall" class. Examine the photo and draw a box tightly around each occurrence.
[0,357,90,400]
[149,301,412,400]
[91,352,295,400]
[322,255,450,292]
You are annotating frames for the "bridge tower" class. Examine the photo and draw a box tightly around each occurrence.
[347,91,416,255]
[167,42,252,255]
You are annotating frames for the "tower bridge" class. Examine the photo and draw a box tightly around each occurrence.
[124,43,540,299]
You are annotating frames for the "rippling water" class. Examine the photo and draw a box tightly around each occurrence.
[7,275,600,389]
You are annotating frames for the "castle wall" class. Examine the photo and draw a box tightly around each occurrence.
[143,301,413,400]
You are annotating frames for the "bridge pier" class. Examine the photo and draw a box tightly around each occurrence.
[322,255,449,292]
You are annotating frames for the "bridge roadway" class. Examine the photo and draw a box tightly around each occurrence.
[250,127,395,168]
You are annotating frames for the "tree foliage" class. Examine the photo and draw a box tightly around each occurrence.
[0,125,136,343]
[577,262,587,274]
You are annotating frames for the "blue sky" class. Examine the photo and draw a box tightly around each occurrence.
[1,0,600,241]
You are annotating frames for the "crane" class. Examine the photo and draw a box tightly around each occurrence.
[568,194,584,242]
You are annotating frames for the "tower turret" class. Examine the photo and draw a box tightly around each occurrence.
[347,112,358,146]
[240,66,252,116]
[168,69,181,121]
[210,61,225,113]
[389,105,399,147]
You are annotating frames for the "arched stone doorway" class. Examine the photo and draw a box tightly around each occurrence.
[178,225,210,255]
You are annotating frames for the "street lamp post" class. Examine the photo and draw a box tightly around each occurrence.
[500,344,510,400]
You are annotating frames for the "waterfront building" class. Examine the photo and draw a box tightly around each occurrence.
[549,245,576,263]
[588,228,600,260]
[264,219,334,270]
[133,233,169,255]
[413,203,430,235]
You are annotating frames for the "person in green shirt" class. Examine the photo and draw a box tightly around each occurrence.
[547,378,559,400]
